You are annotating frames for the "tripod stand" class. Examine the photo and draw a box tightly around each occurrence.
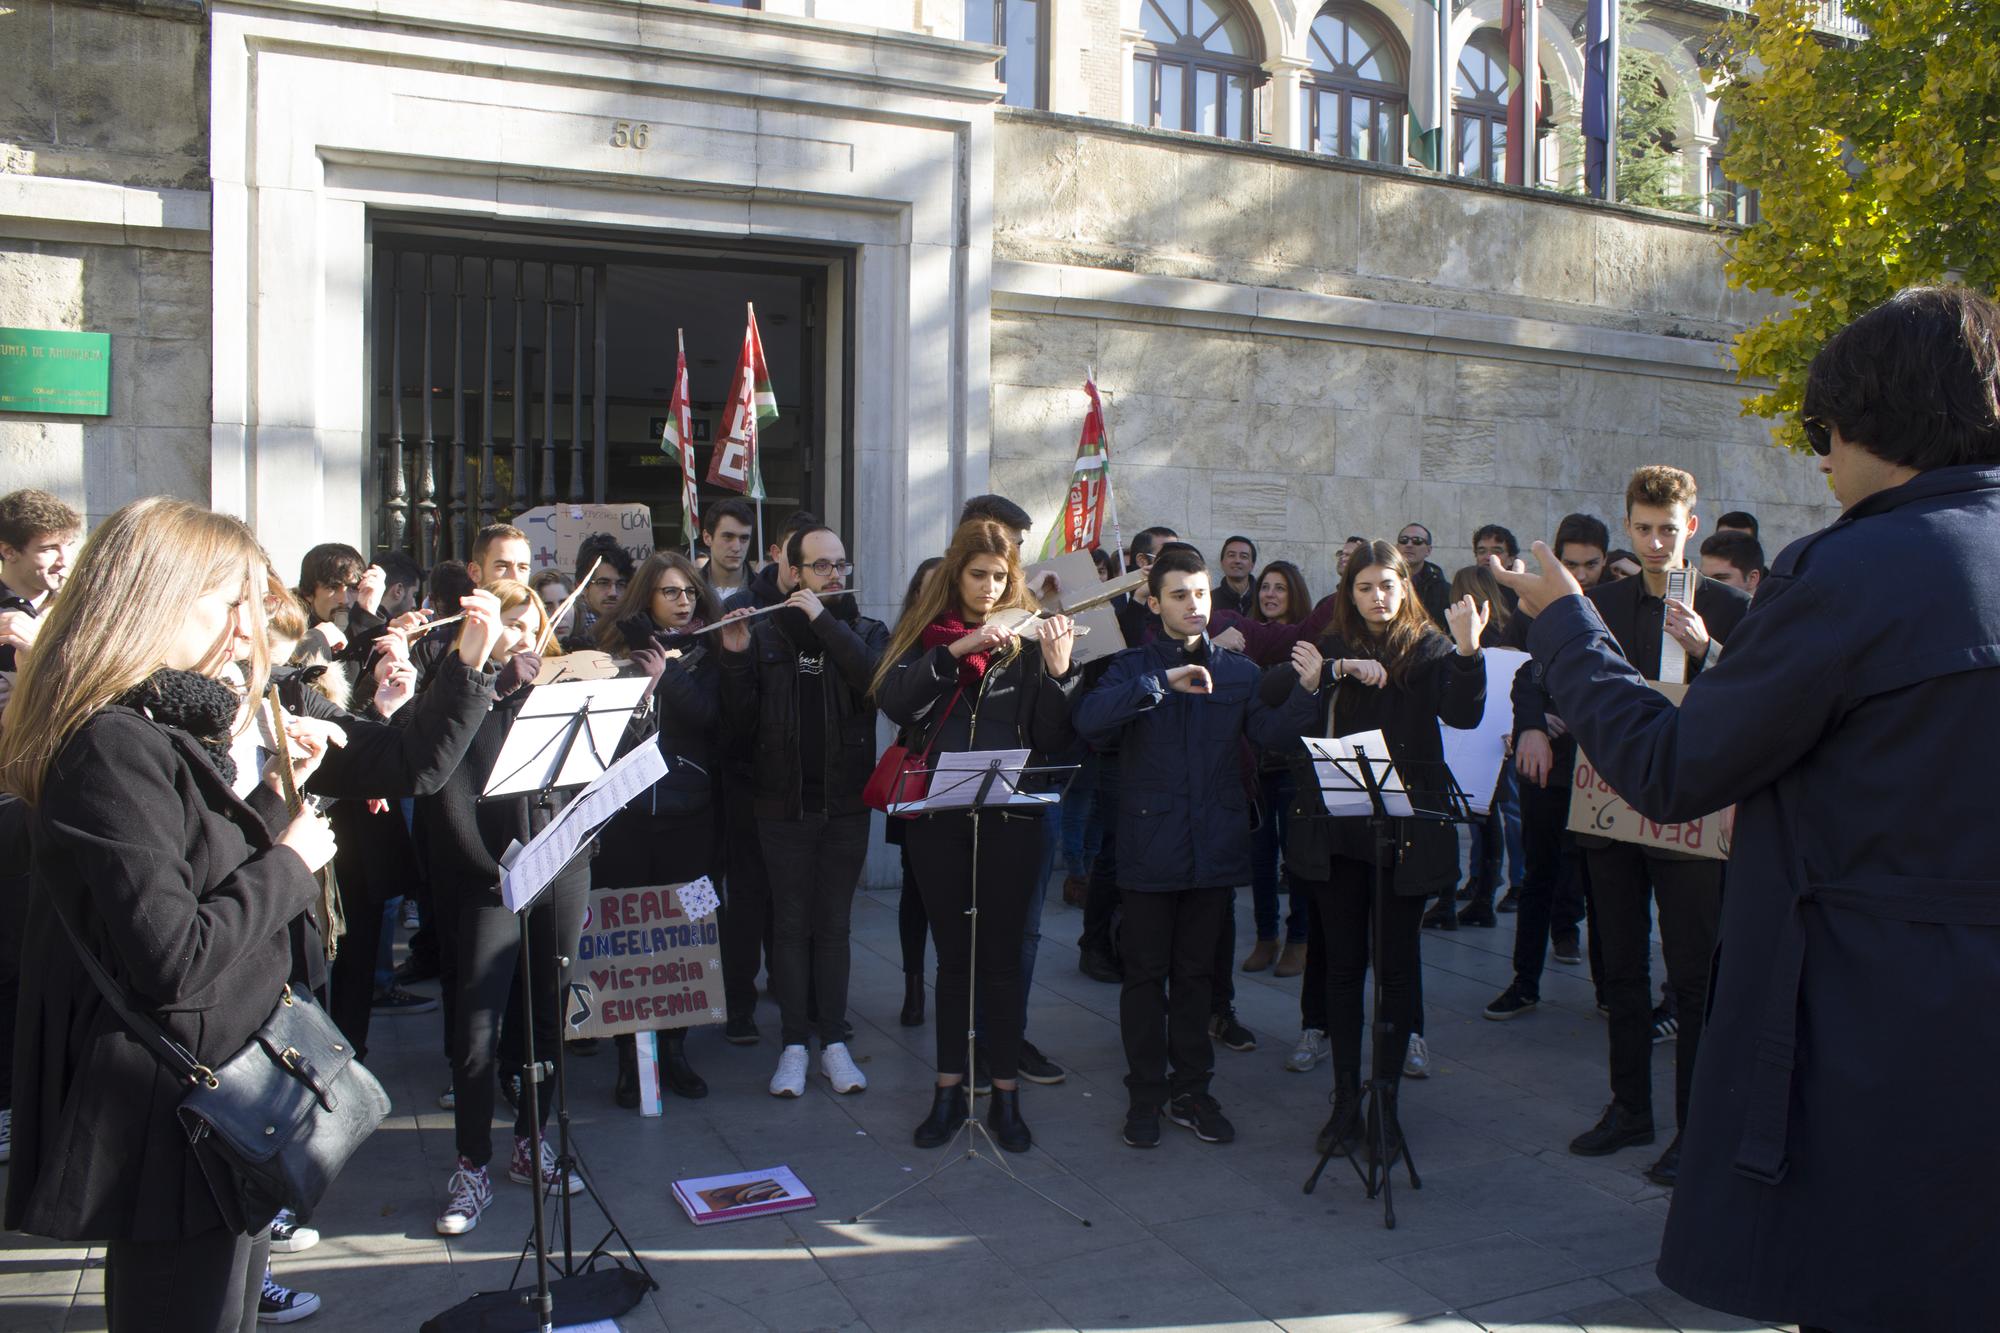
[847,753,1091,1228]
[1299,750,1477,1230]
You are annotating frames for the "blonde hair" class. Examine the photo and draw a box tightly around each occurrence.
[457,578,564,659]
[0,497,271,805]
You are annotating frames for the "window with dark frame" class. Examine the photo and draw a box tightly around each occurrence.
[1131,0,1262,141]
[1707,117,1761,224]
[1305,4,1406,165]
[965,0,1048,109]
[1453,29,1510,183]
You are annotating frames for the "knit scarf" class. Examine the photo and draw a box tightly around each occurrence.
[118,668,241,786]
[923,612,999,687]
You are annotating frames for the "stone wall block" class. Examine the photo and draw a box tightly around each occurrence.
[139,248,214,340]
[1096,323,1256,402]
[1569,366,1661,436]
[990,382,1087,462]
[1330,408,1422,483]
[1205,471,1293,548]
[116,335,211,430]
[1113,461,1194,537]
[0,247,84,327]
[1256,159,1359,277]
[1420,416,1498,485]
[1491,419,1576,491]
[130,425,210,502]
[81,245,145,336]
[1242,401,1338,476]
[1444,355,1574,422]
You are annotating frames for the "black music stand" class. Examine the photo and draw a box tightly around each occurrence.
[1298,747,1478,1230]
[845,752,1092,1228]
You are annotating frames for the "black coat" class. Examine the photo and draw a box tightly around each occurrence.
[1529,464,2000,1332]
[875,637,1083,790]
[719,607,888,819]
[9,711,321,1242]
[622,630,723,816]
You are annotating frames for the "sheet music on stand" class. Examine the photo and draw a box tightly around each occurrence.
[492,726,666,912]
[482,676,653,799]
[888,749,1059,816]
[1304,731,1413,818]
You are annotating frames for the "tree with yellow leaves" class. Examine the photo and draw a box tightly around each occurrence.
[1714,0,2000,453]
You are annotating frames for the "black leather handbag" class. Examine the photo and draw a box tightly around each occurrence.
[52,905,390,1230]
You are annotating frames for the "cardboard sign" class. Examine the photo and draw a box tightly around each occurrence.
[564,879,724,1038]
[1023,549,1127,666]
[1567,683,1732,860]
[517,502,654,577]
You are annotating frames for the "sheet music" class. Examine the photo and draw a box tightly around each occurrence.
[1303,731,1414,818]
[1439,648,1531,815]
[500,741,667,911]
[482,675,653,797]
[889,748,1056,814]
[1658,568,1692,686]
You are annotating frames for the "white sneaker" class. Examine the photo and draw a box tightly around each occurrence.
[268,1207,319,1254]
[434,1159,492,1236]
[1402,1033,1431,1080]
[769,1044,809,1098]
[820,1042,867,1094]
[1285,1028,1327,1073]
[257,1269,320,1324]
[509,1134,583,1195]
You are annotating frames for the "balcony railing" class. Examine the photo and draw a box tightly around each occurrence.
[1670,0,1869,40]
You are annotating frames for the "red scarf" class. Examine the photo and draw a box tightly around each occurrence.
[922,612,994,686]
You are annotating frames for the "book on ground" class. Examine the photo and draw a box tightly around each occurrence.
[672,1166,816,1226]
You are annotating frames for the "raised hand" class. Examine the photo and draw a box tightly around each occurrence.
[355,564,387,615]
[1488,542,1583,620]
[1037,614,1076,677]
[718,608,754,654]
[278,807,337,873]
[1290,640,1324,690]
[1664,598,1712,659]
[456,589,503,668]
[374,661,418,718]
[1166,664,1213,695]
[1446,595,1490,656]
[786,588,825,621]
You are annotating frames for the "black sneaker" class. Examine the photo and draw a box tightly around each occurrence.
[1078,947,1122,984]
[1209,1009,1257,1052]
[1569,1103,1656,1157]
[722,1015,760,1046]
[1123,1109,1161,1149]
[1552,933,1583,965]
[1017,1042,1066,1085]
[1652,1006,1679,1044]
[1482,983,1539,1021]
[371,984,438,1015]
[1167,1093,1235,1144]
[258,1272,321,1324]
[1496,888,1522,913]
[1644,1136,1682,1187]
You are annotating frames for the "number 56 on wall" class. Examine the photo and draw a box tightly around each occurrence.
[610,122,651,149]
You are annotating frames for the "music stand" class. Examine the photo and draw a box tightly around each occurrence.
[1296,740,1477,1230]
[846,751,1092,1229]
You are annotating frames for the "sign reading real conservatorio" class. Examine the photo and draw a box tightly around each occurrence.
[0,328,111,416]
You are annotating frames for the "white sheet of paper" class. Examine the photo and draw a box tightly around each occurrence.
[499,740,667,911]
[890,748,1056,814]
[1439,648,1530,816]
[1303,731,1414,818]
[482,675,653,798]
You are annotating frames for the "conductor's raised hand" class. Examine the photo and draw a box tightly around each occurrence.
[1037,614,1076,677]
[456,589,503,667]
[950,620,1016,659]
[1290,641,1325,690]
[1488,542,1583,620]
[1445,595,1490,656]
[718,607,754,654]
[1166,664,1213,695]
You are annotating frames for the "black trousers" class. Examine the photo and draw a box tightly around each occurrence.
[0,795,29,1108]
[718,792,774,1023]
[760,812,871,1048]
[1079,760,1121,955]
[898,843,928,977]
[1118,885,1228,1110]
[1584,843,1721,1130]
[1298,895,1326,1031]
[105,1226,270,1333]
[326,799,418,1062]
[1210,888,1236,1015]
[1300,859,1427,1080]
[436,870,587,1168]
[906,811,1041,1081]
[1512,767,1593,995]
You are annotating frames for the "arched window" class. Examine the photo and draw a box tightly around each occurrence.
[1131,0,1262,141]
[1453,30,1508,182]
[967,0,1047,109]
[1305,5,1404,164]
[1707,118,1760,224]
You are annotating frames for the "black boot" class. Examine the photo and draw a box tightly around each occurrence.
[1316,1068,1362,1157]
[613,1033,640,1110]
[659,1029,708,1100]
[1421,896,1458,931]
[913,1083,970,1148]
[1458,889,1497,928]
[986,1085,1032,1153]
[900,974,925,1027]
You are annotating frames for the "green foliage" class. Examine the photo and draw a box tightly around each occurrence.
[1716,0,2000,452]
[1553,1,1703,213]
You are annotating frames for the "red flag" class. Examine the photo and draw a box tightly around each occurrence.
[1038,378,1120,561]
[707,304,774,498]
[660,329,698,552]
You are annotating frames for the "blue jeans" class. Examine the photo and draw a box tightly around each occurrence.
[1250,768,1304,942]
[1059,751,1102,878]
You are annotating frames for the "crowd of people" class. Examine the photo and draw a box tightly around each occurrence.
[0,284,1994,1333]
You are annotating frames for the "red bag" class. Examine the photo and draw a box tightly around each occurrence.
[863,684,965,817]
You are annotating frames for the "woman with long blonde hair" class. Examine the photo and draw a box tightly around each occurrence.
[873,519,1080,1154]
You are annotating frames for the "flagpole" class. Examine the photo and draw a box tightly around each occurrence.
[1094,370,1126,573]
[1605,0,1620,204]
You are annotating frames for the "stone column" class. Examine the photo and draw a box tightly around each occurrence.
[1263,55,1312,150]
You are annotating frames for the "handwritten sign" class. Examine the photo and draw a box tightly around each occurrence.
[517,502,654,577]
[564,879,724,1038]
[1566,683,1731,860]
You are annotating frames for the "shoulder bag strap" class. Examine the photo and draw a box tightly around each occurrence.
[45,895,209,1086]
[912,682,968,763]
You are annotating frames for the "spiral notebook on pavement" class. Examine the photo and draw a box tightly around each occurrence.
[672,1166,816,1225]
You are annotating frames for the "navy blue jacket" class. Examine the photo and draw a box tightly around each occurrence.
[1527,464,2000,1333]
[1072,636,1317,891]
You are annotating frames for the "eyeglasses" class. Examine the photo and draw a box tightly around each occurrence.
[589,578,630,592]
[801,559,854,578]
[655,586,698,602]
[1396,535,1430,547]
[1801,415,1832,457]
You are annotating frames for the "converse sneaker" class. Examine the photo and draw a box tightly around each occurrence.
[370,983,438,1015]
[434,1159,492,1236]
[1402,1033,1431,1079]
[509,1135,583,1195]
[268,1208,319,1254]
[257,1270,321,1324]
[1285,1028,1327,1073]
[820,1042,867,1094]
[769,1044,809,1098]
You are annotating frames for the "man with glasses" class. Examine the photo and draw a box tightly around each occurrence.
[571,534,635,645]
[1397,524,1453,628]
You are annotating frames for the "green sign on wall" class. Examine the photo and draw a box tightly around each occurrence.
[0,328,111,416]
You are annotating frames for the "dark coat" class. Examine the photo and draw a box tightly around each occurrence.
[1072,636,1317,891]
[1411,560,1451,629]
[1528,464,2000,1332]
[718,607,888,819]
[875,637,1082,790]
[8,710,321,1242]
[622,630,723,816]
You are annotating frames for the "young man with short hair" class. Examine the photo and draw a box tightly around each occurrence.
[1397,523,1452,627]
[571,533,634,641]
[468,524,533,587]
[959,494,1034,549]
[0,488,81,677]
[1074,545,1318,1148]
[1713,510,1759,539]
[700,498,757,595]
[1213,536,1258,616]
[1699,531,1765,598]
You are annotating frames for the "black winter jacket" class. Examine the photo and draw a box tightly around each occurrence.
[875,637,1083,794]
[622,629,724,816]
[720,606,888,819]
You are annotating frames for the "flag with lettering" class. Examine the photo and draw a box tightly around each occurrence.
[1039,377,1121,562]
[660,329,699,552]
[707,304,774,499]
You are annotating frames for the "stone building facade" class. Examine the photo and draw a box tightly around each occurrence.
[0,0,1838,604]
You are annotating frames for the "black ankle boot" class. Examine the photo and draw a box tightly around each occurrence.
[1317,1068,1362,1157]
[659,1030,708,1100]
[913,1083,970,1148]
[986,1086,1032,1153]
[613,1033,639,1109]
[900,974,925,1027]
[1421,897,1459,931]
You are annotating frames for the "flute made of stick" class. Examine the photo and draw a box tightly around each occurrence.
[536,557,601,655]
[684,586,862,637]
[264,685,346,960]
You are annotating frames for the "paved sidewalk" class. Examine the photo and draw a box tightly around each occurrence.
[0,883,1787,1332]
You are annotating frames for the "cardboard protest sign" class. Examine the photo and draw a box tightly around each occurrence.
[564,878,724,1038]
[517,502,654,577]
[1023,549,1133,666]
[1566,683,1732,860]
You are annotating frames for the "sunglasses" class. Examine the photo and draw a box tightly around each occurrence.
[1396,535,1430,547]
[1802,415,1832,457]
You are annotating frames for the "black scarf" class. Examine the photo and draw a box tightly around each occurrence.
[118,668,241,786]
